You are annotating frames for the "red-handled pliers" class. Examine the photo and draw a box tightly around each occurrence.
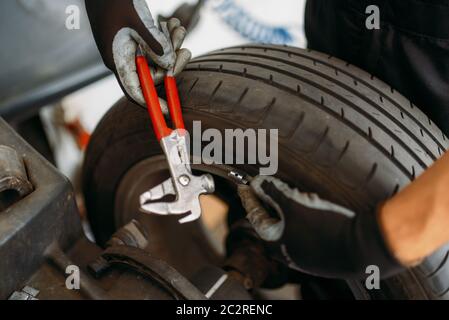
[135,46,215,224]
[135,46,184,141]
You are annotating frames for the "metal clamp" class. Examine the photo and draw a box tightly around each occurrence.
[0,145,33,210]
[140,130,214,223]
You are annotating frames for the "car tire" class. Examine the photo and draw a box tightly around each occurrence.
[83,44,449,299]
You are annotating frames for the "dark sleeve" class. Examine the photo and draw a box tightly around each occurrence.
[305,0,449,136]
[84,0,162,69]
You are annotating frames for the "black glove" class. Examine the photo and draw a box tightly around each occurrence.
[85,0,191,106]
[250,176,404,280]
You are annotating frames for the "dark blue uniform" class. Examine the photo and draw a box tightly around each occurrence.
[306,0,449,134]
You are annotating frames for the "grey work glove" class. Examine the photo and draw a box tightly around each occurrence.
[248,176,403,280]
[85,0,191,107]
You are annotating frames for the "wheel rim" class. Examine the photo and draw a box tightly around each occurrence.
[112,155,377,299]
[113,155,242,278]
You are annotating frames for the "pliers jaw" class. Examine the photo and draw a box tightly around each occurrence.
[139,130,215,224]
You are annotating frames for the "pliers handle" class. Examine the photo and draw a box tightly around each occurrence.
[135,47,185,141]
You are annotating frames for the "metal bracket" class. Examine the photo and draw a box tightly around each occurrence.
[0,145,33,210]
[8,286,39,300]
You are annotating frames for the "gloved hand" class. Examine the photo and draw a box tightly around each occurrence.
[85,0,191,106]
[249,176,404,280]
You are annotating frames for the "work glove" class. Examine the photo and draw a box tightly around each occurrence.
[249,176,404,280]
[85,0,191,107]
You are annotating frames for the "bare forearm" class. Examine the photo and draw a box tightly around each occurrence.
[380,151,449,265]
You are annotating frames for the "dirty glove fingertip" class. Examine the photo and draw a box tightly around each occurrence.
[167,17,181,33]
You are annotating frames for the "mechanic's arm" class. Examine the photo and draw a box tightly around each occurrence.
[250,151,449,280]
[380,151,449,266]
[85,0,191,106]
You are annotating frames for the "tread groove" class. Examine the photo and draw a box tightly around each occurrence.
[285,112,307,140]
[236,87,249,105]
[257,97,277,125]
[338,141,350,162]
[210,45,446,151]
[190,57,433,167]
[366,163,378,182]
[426,250,449,278]
[185,66,415,180]
[195,52,441,162]
[210,80,223,101]
[188,77,199,94]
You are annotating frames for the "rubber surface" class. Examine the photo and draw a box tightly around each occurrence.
[83,44,449,299]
